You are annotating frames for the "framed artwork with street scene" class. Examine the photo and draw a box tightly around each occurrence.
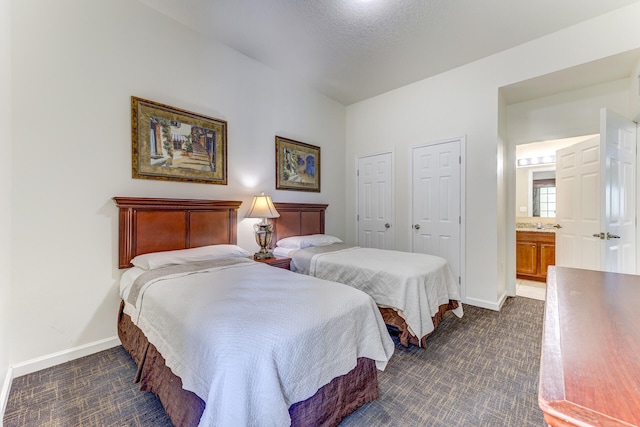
[131,96,227,185]
[275,136,321,192]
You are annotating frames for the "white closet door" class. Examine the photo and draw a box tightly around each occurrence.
[357,152,394,249]
[411,138,462,291]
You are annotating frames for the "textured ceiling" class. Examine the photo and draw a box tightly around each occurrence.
[138,0,640,105]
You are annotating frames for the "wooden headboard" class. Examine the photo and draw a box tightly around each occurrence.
[113,197,242,268]
[270,202,328,247]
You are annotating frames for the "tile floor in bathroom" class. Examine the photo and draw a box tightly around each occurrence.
[516,278,546,301]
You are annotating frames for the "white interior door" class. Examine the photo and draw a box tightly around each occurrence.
[555,137,601,269]
[411,139,462,287]
[556,108,636,273]
[601,108,636,274]
[357,152,394,249]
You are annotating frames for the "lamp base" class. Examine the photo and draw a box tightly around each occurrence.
[253,251,274,260]
[253,221,274,260]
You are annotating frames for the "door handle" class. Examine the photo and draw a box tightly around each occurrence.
[592,232,621,240]
[414,224,420,230]
[384,223,391,229]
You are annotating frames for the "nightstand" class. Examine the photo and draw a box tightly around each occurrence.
[251,255,291,270]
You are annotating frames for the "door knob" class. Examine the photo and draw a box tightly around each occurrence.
[606,232,620,240]
[592,233,604,239]
[385,223,391,229]
[414,224,420,230]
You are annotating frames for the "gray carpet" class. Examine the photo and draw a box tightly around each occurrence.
[4,296,546,426]
[341,296,546,427]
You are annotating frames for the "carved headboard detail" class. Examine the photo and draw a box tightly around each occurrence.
[113,197,242,268]
[270,203,328,247]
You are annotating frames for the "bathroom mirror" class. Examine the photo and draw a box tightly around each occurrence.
[532,170,556,217]
[516,164,556,218]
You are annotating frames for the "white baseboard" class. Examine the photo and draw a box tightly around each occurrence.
[0,366,13,427]
[496,290,509,309]
[11,336,120,378]
[463,296,505,311]
[0,336,120,424]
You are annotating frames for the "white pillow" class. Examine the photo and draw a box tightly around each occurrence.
[276,234,343,249]
[131,244,250,270]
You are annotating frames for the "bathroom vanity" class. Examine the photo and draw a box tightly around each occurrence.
[516,230,555,282]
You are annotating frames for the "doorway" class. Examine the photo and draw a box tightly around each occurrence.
[502,48,640,300]
[515,135,596,299]
[514,107,639,297]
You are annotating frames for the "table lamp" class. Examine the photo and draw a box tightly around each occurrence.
[246,192,280,259]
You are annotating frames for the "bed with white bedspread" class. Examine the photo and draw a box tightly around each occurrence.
[270,202,463,348]
[120,257,394,426]
[275,243,463,347]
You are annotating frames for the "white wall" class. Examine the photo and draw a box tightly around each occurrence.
[515,167,530,218]
[8,0,346,365]
[1,0,12,401]
[507,78,632,145]
[346,2,640,310]
[632,59,640,120]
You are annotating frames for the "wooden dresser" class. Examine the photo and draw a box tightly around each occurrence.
[539,266,640,426]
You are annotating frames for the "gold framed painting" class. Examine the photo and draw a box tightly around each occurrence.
[131,96,227,185]
[275,136,321,192]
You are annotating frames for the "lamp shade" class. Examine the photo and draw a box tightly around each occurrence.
[246,193,280,219]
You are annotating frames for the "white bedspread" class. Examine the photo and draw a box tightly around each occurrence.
[291,246,463,342]
[120,258,394,427]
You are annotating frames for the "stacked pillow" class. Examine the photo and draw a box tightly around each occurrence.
[131,244,250,270]
[276,234,342,249]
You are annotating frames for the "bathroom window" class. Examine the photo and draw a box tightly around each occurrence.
[533,179,556,217]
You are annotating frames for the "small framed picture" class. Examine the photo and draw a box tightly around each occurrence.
[275,136,321,192]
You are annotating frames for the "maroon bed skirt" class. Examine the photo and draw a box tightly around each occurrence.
[117,301,379,427]
[379,300,459,348]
